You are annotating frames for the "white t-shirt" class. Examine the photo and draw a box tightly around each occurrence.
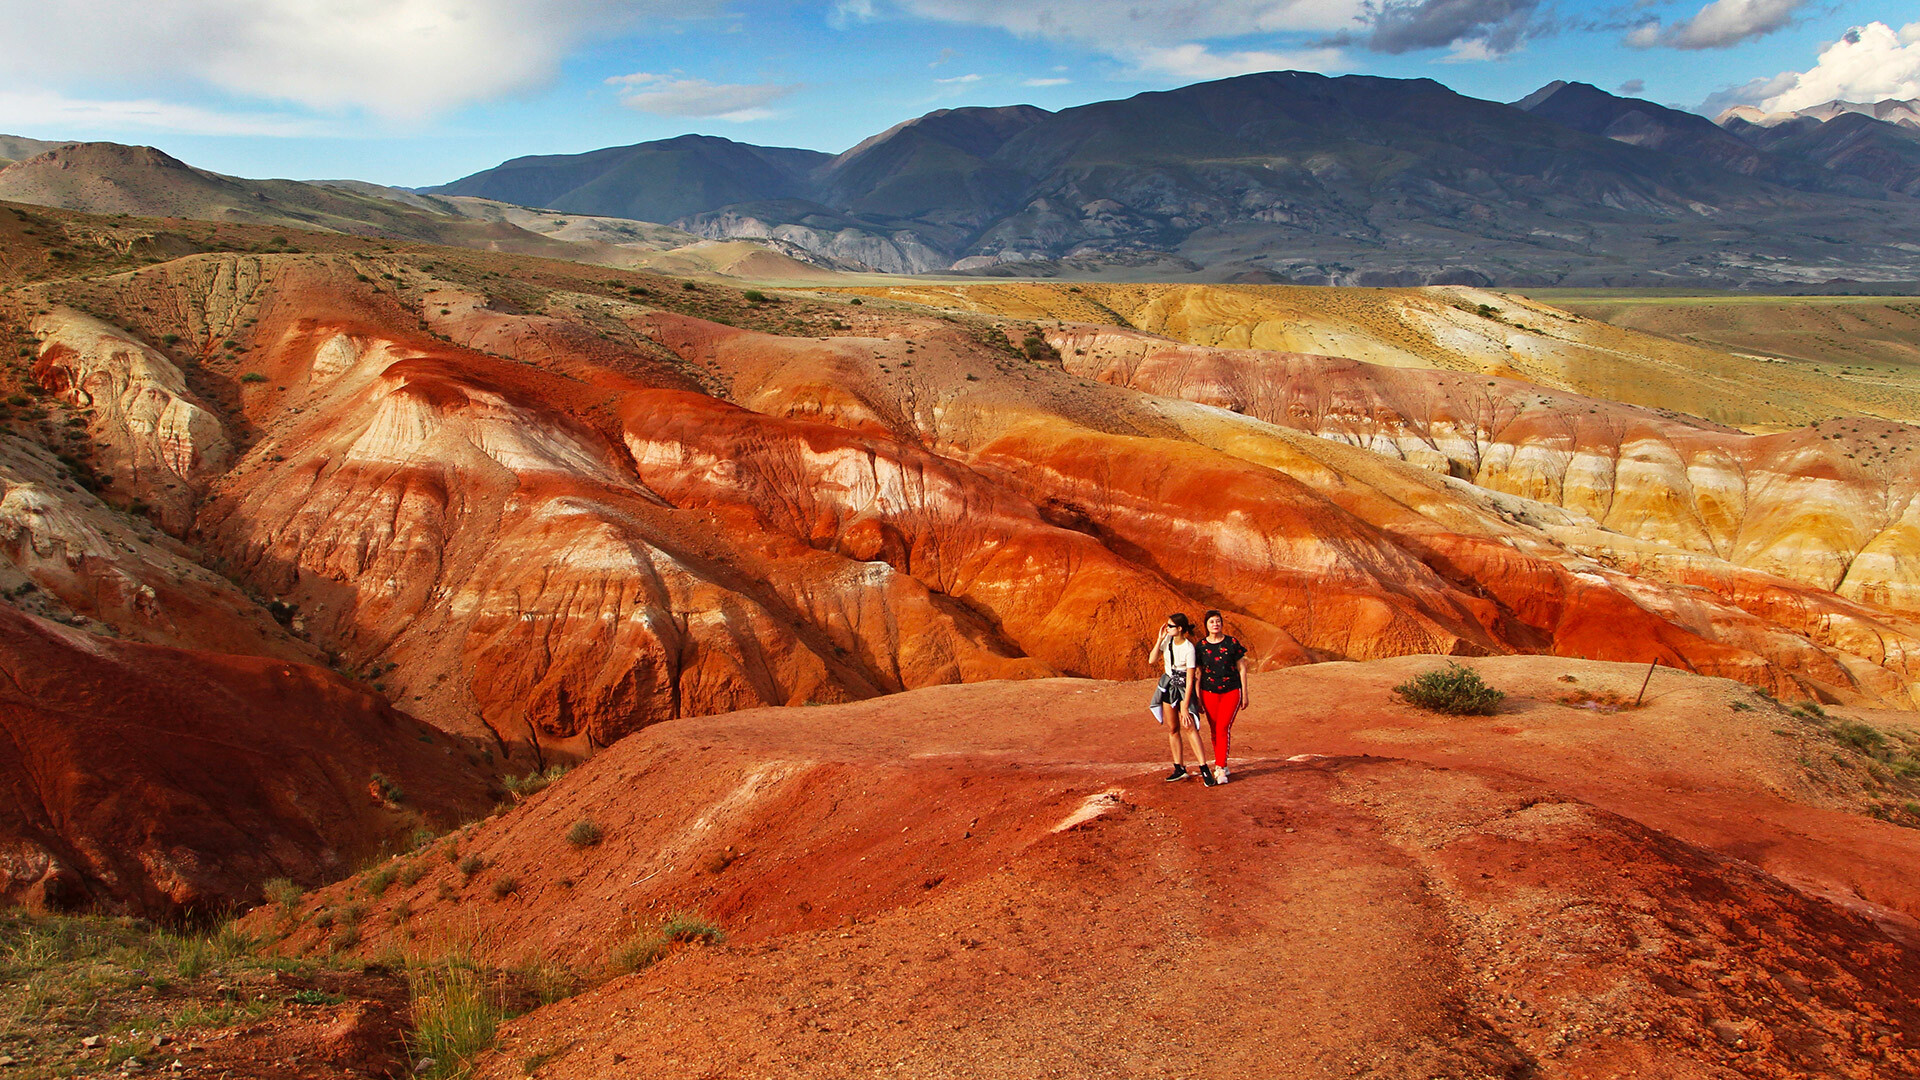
[1164,638,1195,676]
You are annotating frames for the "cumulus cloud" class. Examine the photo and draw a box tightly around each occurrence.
[608,73,800,121]
[1700,21,1920,115]
[1625,0,1806,51]
[0,0,718,121]
[1361,0,1546,57]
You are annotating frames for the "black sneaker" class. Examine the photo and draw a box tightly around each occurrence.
[1163,764,1189,782]
[1201,766,1218,787]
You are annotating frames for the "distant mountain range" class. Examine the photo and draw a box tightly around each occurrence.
[5,73,1918,287]
[430,72,1920,286]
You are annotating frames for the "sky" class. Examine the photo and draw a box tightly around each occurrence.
[0,0,1916,188]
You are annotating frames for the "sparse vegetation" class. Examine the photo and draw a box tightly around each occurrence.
[239,371,268,383]
[566,819,604,848]
[490,876,520,899]
[406,953,511,1080]
[264,876,304,910]
[371,771,406,803]
[364,863,399,897]
[608,912,726,974]
[1393,662,1506,716]
[458,854,485,878]
[503,764,569,799]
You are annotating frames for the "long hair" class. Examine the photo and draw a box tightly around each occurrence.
[1168,612,1193,638]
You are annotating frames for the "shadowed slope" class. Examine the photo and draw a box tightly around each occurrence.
[0,605,493,918]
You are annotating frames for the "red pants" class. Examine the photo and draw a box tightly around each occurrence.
[1199,689,1240,767]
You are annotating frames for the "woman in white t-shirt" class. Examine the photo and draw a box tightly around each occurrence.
[1147,612,1211,782]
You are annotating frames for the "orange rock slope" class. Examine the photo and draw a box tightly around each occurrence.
[12,252,1920,762]
[0,604,493,918]
[262,657,1920,1080]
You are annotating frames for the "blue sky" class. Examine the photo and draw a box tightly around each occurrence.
[0,1,1915,188]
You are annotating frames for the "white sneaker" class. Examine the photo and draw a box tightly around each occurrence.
[1214,766,1230,785]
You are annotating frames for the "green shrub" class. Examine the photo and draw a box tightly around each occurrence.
[398,862,427,887]
[742,289,770,303]
[659,913,725,945]
[363,865,398,896]
[502,764,568,799]
[1831,719,1886,753]
[458,855,484,879]
[238,372,267,384]
[292,988,344,1006]
[566,819,604,849]
[1393,662,1506,716]
[263,877,303,910]
[371,772,405,803]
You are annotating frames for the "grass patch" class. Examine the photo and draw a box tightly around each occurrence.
[364,863,399,897]
[1393,662,1506,716]
[407,955,509,1079]
[565,819,603,849]
[0,910,335,1076]
[458,854,485,879]
[502,764,569,800]
[490,876,520,899]
[608,913,726,975]
[264,877,303,910]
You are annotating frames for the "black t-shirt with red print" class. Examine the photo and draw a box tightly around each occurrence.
[1195,636,1247,692]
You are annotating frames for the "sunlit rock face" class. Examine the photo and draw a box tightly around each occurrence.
[1051,324,1920,622]
[31,310,230,533]
[25,256,1920,755]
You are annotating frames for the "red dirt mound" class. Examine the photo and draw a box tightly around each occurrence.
[0,605,494,918]
[266,656,1920,1079]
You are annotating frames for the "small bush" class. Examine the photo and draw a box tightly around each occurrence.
[503,764,568,799]
[263,877,303,910]
[292,988,345,1006]
[1830,719,1886,753]
[659,912,725,945]
[458,854,484,878]
[398,862,428,887]
[239,372,267,384]
[681,281,698,291]
[490,876,519,899]
[371,771,405,803]
[566,819,604,848]
[364,864,398,897]
[608,932,672,973]
[1393,662,1505,716]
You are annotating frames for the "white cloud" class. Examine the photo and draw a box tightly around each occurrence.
[1131,43,1348,80]
[1626,0,1806,51]
[0,0,719,121]
[884,0,1364,43]
[1023,77,1072,86]
[1757,21,1920,111]
[936,73,985,84]
[1703,21,1920,116]
[608,73,799,121]
[0,89,326,137]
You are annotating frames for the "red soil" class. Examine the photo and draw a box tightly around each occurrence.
[266,656,1920,1079]
[0,605,494,918]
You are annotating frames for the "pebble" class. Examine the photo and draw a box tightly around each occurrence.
[415,1059,437,1074]
[81,1036,104,1049]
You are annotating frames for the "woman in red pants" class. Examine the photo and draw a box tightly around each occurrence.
[1192,610,1249,785]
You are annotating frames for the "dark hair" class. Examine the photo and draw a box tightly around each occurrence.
[1203,610,1224,627]
[1168,612,1193,632]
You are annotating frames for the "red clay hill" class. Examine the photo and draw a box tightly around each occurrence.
[6,245,1919,773]
[262,656,1920,1079]
[0,604,493,918]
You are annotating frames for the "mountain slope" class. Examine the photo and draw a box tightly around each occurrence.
[1723,111,1920,197]
[431,71,1920,285]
